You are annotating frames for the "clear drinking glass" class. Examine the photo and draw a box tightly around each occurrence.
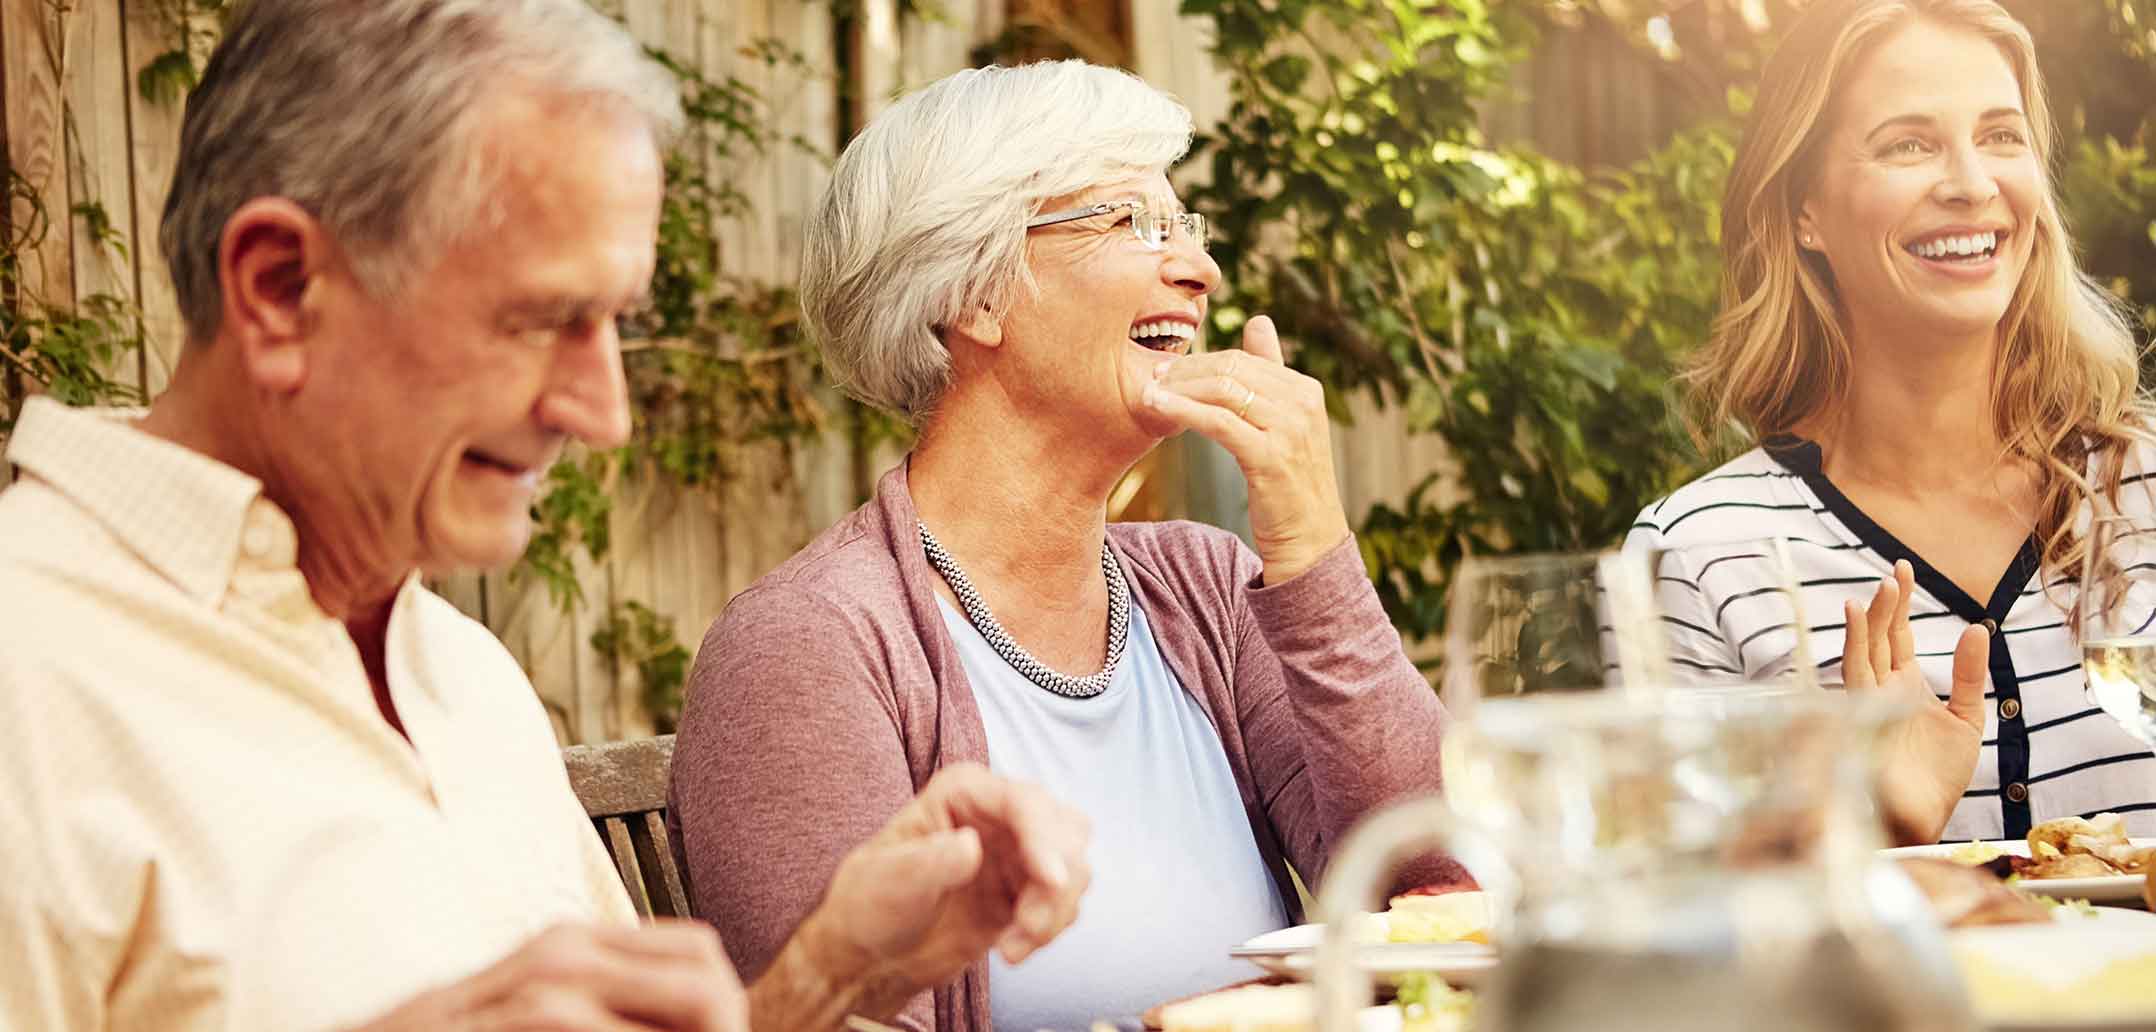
[2078,513,2156,747]
[1635,536,1819,691]
[1440,551,1662,711]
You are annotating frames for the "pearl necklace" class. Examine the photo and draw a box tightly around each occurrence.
[919,522,1128,699]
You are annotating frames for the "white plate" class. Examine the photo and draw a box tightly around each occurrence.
[1883,839,2156,904]
[1228,923,1497,985]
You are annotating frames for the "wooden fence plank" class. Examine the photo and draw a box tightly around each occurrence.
[852,0,900,126]
[4,0,75,311]
[63,0,142,394]
[120,0,187,392]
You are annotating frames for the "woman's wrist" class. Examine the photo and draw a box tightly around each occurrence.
[1255,524,1353,586]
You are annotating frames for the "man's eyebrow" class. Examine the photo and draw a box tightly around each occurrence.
[500,290,649,321]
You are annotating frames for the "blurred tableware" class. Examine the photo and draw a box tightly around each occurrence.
[1637,536,1819,689]
[1229,923,1497,986]
[1315,688,1970,1032]
[1440,551,1659,711]
[2078,514,2156,749]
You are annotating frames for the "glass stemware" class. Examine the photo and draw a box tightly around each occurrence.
[2077,513,2156,747]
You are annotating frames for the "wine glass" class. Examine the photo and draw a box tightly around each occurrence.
[2078,513,2156,746]
[1439,550,1660,712]
[1632,536,1820,692]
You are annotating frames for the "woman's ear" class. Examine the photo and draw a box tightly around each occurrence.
[1795,204,1825,254]
[944,304,1004,351]
[217,197,328,394]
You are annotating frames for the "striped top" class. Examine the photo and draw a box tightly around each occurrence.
[1624,436,2156,842]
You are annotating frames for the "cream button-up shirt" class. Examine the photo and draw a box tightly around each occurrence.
[0,398,635,1031]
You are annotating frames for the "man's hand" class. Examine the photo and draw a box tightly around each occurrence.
[1842,560,1990,845]
[749,764,1091,1030]
[350,921,747,1031]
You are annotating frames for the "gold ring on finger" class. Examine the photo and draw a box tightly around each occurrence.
[1235,385,1257,422]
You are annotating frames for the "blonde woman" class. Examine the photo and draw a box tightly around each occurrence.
[1626,0,2156,844]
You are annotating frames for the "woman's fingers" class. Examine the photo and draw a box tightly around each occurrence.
[1842,600,1876,690]
[1866,576,1898,675]
[1240,314,1286,364]
[1151,371,1279,428]
[1944,624,1992,731]
[1141,379,1269,455]
[1891,560,1917,667]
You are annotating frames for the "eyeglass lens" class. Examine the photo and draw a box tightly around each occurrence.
[1133,208,1208,250]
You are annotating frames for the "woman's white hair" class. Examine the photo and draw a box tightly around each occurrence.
[160,0,682,345]
[800,60,1194,423]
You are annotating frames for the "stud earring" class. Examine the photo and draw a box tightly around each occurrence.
[1800,232,1815,248]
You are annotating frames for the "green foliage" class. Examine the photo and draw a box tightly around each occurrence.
[135,0,232,104]
[590,600,693,733]
[2061,136,2156,334]
[1190,0,1720,641]
[514,460,615,611]
[2,176,145,433]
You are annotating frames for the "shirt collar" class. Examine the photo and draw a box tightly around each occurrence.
[6,396,267,605]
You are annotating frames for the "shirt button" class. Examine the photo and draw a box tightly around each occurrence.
[1999,698,2022,720]
[2005,782,2029,803]
[1981,618,2000,635]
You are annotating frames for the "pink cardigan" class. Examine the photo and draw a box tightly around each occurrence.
[668,463,1455,1031]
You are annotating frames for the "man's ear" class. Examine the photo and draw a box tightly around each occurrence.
[217,198,331,394]
[943,304,1004,351]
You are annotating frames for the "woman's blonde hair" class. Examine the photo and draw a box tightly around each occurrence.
[1691,0,2149,580]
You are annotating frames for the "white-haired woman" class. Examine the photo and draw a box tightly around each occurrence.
[1628,0,2156,845]
[669,61,1457,1030]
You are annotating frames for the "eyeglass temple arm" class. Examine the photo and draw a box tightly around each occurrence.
[1024,203,1119,229]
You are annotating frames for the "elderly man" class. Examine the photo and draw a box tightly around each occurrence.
[0,2,1087,1030]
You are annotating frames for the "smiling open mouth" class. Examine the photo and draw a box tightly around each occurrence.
[1129,320,1196,353]
[1905,230,2004,264]
[464,450,533,476]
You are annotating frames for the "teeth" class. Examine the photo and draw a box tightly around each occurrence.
[1128,320,1196,342]
[1910,231,1998,259]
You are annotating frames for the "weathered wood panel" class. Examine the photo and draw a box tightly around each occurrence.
[120,0,187,391]
[63,0,141,393]
[4,0,74,311]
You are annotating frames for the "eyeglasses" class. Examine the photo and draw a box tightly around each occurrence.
[1024,199,1209,251]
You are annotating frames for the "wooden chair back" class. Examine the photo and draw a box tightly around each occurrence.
[562,734,693,919]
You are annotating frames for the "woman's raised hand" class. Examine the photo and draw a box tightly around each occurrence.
[1842,559,1990,845]
[1141,315,1351,585]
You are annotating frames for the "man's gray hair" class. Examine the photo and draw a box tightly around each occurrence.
[800,60,1193,423]
[160,0,684,345]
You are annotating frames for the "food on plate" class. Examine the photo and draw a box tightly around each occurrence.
[1393,972,1476,1032]
[1383,889,1492,946]
[1895,857,2052,928]
[1956,949,2156,1022]
[2020,814,2154,878]
[1946,841,2006,866]
[1933,813,2155,882]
